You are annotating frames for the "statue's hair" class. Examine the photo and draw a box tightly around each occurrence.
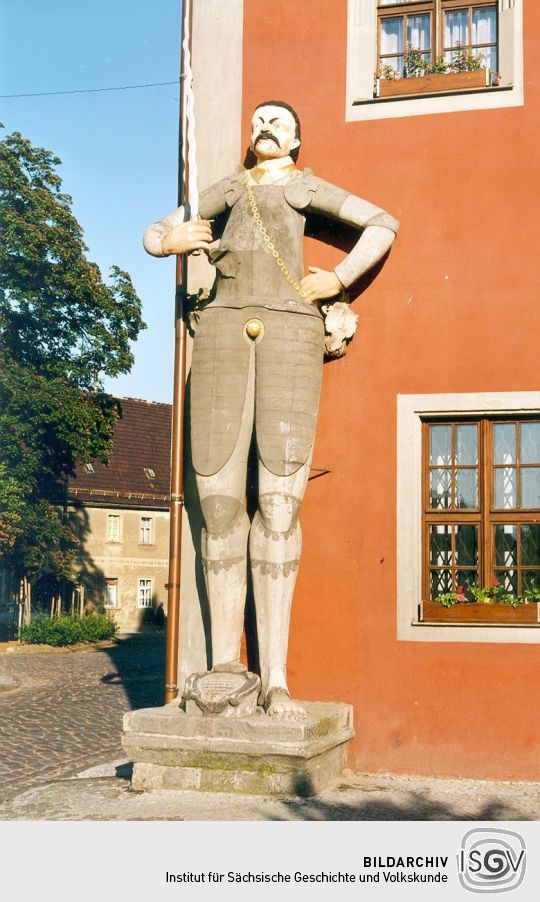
[253,100,301,142]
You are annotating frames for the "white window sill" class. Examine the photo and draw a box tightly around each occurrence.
[348,83,522,121]
[356,83,513,106]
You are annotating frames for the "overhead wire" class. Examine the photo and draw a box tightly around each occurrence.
[1,80,180,99]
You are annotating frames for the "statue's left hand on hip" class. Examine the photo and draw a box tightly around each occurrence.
[300,266,343,304]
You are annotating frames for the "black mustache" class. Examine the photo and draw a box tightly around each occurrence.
[255,132,281,148]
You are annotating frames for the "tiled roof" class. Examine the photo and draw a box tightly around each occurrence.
[68,397,172,510]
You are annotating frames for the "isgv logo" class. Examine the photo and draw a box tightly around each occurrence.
[458,829,526,893]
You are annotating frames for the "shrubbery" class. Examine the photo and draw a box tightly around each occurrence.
[20,613,116,647]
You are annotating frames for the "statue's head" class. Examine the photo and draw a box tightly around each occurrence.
[250,100,301,164]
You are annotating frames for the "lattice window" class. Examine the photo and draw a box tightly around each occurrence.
[377,1,498,82]
[423,418,540,620]
[138,578,153,608]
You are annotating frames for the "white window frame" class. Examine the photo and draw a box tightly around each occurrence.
[346,0,523,121]
[139,516,153,545]
[105,578,118,608]
[137,577,153,609]
[397,392,540,643]
[106,513,122,543]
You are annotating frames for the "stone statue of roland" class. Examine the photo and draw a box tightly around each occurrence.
[144,100,399,720]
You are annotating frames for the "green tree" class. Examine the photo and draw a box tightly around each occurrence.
[0,129,145,603]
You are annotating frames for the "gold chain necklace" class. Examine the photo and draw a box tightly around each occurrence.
[242,171,306,299]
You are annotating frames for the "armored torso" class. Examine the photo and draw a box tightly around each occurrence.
[205,179,321,318]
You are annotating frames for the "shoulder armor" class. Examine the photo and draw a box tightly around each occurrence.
[223,170,245,207]
[283,169,320,210]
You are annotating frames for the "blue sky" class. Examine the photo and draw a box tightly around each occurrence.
[2,0,183,402]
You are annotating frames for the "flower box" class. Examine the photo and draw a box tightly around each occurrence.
[422,600,538,624]
[377,68,490,98]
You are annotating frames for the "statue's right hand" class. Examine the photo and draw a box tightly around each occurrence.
[161,220,213,256]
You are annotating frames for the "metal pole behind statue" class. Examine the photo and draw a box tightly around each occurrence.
[164,0,194,704]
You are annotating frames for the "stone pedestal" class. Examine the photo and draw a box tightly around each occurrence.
[122,701,354,797]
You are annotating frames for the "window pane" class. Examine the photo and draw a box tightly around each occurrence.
[430,425,452,466]
[138,578,153,608]
[445,9,468,47]
[430,525,453,566]
[494,467,517,509]
[456,569,478,589]
[381,55,404,75]
[521,524,540,566]
[431,569,451,598]
[106,580,117,608]
[430,468,451,508]
[472,6,496,45]
[522,570,540,592]
[407,14,430,51]
[456,424,477,465]
[455,468,478,508]
[495,570,517,594]
[494,423,516,464]
[521,468,540,508]
[495,524,517,566]
[381,17,403,55]
[520,423,540,464]
[456,525,478,566]
[106,515,120,541]
[478,46,497,76]
[140,516,152,544]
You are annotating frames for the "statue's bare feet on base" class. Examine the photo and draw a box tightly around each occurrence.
[265,687,307,720]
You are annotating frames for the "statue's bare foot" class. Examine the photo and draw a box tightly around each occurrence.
[265,688,307,721]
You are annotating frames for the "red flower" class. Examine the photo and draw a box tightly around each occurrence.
[491,578,500,587]
[457,585,464,594]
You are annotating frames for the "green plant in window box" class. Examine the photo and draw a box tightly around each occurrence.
[433,580,539,610]
[377,63,401,81]
[426,56,449,75]
[375,43,493,96]
[448,42,483,73]
[403,45,427,79]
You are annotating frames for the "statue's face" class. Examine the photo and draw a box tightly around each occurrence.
[250,105,300,162]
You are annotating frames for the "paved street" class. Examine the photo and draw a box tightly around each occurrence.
[0,636,538,821]
[0,634,165,803]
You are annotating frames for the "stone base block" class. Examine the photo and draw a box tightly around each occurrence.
[122,701,354,797]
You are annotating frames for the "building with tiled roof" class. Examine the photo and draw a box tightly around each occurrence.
[68,397,171,631]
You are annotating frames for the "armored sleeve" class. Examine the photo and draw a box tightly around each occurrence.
[142,177,232,257]
[306,176,399,289]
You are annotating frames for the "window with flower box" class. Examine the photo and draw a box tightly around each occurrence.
[377,0,498,95]
[423,417,540,623]
[346,0,522,123]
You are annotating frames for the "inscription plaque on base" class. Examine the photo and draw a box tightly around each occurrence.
[183,669,261,717]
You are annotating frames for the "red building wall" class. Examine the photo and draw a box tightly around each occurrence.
[242,0,540,780]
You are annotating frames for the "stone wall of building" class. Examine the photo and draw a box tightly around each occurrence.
[76,506,169,633]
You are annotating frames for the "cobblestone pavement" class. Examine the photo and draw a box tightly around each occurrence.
[0,759,538,821]
[0,634,165,804]
[1,637,539,821]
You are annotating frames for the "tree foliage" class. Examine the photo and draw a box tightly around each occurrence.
[0,129,145,586]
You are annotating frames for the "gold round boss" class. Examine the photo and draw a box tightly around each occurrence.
[245,318,263,339]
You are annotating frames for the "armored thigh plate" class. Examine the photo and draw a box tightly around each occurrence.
[190,307,324,477]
